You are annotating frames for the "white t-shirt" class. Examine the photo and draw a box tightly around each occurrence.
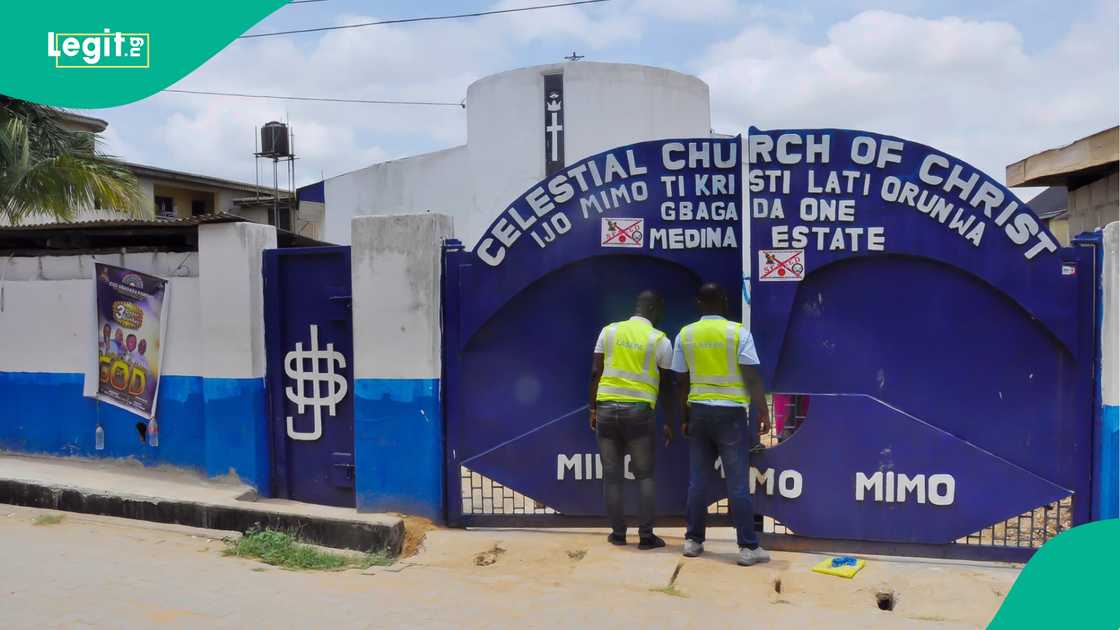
[593,316,673,370]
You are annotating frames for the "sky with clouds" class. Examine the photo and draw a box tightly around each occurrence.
[84,0,1118,198]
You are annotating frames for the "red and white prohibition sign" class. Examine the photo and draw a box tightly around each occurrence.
[758,249,806,282]
[601,217,644,248]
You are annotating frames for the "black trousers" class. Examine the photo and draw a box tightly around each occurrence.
[595,401,656,536]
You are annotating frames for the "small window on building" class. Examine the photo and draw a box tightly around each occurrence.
[155,196,174,218]
[191,200,207,216]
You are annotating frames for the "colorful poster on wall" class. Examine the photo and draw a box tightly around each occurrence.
[94,263,170,419]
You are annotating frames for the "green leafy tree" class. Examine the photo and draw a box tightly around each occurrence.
[0,96,149,224]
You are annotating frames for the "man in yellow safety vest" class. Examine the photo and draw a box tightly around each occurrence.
[589,290,674,549]
[672,282,772,566]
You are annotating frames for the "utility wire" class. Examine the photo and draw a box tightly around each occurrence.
[161,89,465,107]
[241,0,610,38]
[287,0,329,4]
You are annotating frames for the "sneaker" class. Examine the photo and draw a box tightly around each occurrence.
[638,534,666,550]
[607,532,627,546]
[682,540,704,557]
[737,546,771,566]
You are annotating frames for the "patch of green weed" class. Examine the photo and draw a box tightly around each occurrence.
[224,526,394,571]
[650,585,687,598]
[32,514,64,526]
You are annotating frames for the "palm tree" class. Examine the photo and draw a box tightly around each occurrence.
[0,96,149,224]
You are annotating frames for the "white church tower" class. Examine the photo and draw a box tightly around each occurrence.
[322,62,714,247]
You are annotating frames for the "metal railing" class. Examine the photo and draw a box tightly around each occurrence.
[456,394,1071,550]
[956,496,1072,548]
[460,467,555,516]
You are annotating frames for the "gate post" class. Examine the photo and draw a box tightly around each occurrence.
[1095,222,1119,519]
[198,222,276,490]
[350,214,454,520]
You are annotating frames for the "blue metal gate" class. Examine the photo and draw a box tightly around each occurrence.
[442,134,1099,561]
[444,139,743,527]
[744,128,1099,560]
[263,246,355,507]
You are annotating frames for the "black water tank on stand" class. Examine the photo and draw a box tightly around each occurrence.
[261,121,290,158]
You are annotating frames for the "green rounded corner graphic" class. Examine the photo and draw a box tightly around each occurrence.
[3,1,288,108]
[989,519,1120,629]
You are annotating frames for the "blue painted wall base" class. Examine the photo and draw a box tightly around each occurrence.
[203,377,269,492]
[1099,405,1119,519]
[0,372,268,492]
[354,378,442,521]
[0,372,204,466]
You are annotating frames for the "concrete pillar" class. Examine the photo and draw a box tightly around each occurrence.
[350,214,453,520]
[1099,221,1119,519]
[198,222,276,489]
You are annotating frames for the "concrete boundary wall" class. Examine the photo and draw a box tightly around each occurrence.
[0,223,275,489]
[350,214,453,520]
[0,277,201,376]
[197,222,275,487]
[0,252,199,281]
[1099,221,1119,519]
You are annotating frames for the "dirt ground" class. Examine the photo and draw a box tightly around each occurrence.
[411,526,1019,627]
[0,505,1019,629]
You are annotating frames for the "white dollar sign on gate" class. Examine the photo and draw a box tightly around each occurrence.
[283,324,348,441]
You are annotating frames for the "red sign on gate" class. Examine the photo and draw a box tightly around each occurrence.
[601,218,644,248]
[759,249,805,282]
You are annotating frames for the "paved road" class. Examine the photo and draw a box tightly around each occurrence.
[0,506,1018,628]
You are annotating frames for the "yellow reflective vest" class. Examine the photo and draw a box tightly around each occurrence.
[596,318,666,407]
[679,317,749,405]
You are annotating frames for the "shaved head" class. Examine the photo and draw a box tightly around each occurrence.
[696,282,727,316]
[634,289,664,325]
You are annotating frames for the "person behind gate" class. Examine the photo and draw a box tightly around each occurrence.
[588,290,674,549]
[673,282,772,566]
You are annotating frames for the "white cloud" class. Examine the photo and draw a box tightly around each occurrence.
[741,4,813,27]
[152,94,388,188]
[699,3,1120,188]
[494,0,644,48]
[636,0,739,21]
[96,124,146,164]
[95,10,522,186]
[88,0,1118,199]
[96,0,650,186]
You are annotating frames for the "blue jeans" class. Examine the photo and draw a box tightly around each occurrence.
[596,401,656,536]
[685,404,759,548]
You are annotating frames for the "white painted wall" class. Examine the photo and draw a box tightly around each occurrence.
[0,276,201,377]
[350,214,454,379]
[0,223,274,382]
[325,147,469,247]
[1103,221,1119,408]
[324,62,712,248]
[197,222,276,379]
[0,280,97,375]
[0,251,201,378]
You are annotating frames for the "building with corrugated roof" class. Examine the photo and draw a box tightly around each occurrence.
[25,112,325,240]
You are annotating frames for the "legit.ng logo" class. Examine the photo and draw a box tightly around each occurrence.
[47,29,150,69]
